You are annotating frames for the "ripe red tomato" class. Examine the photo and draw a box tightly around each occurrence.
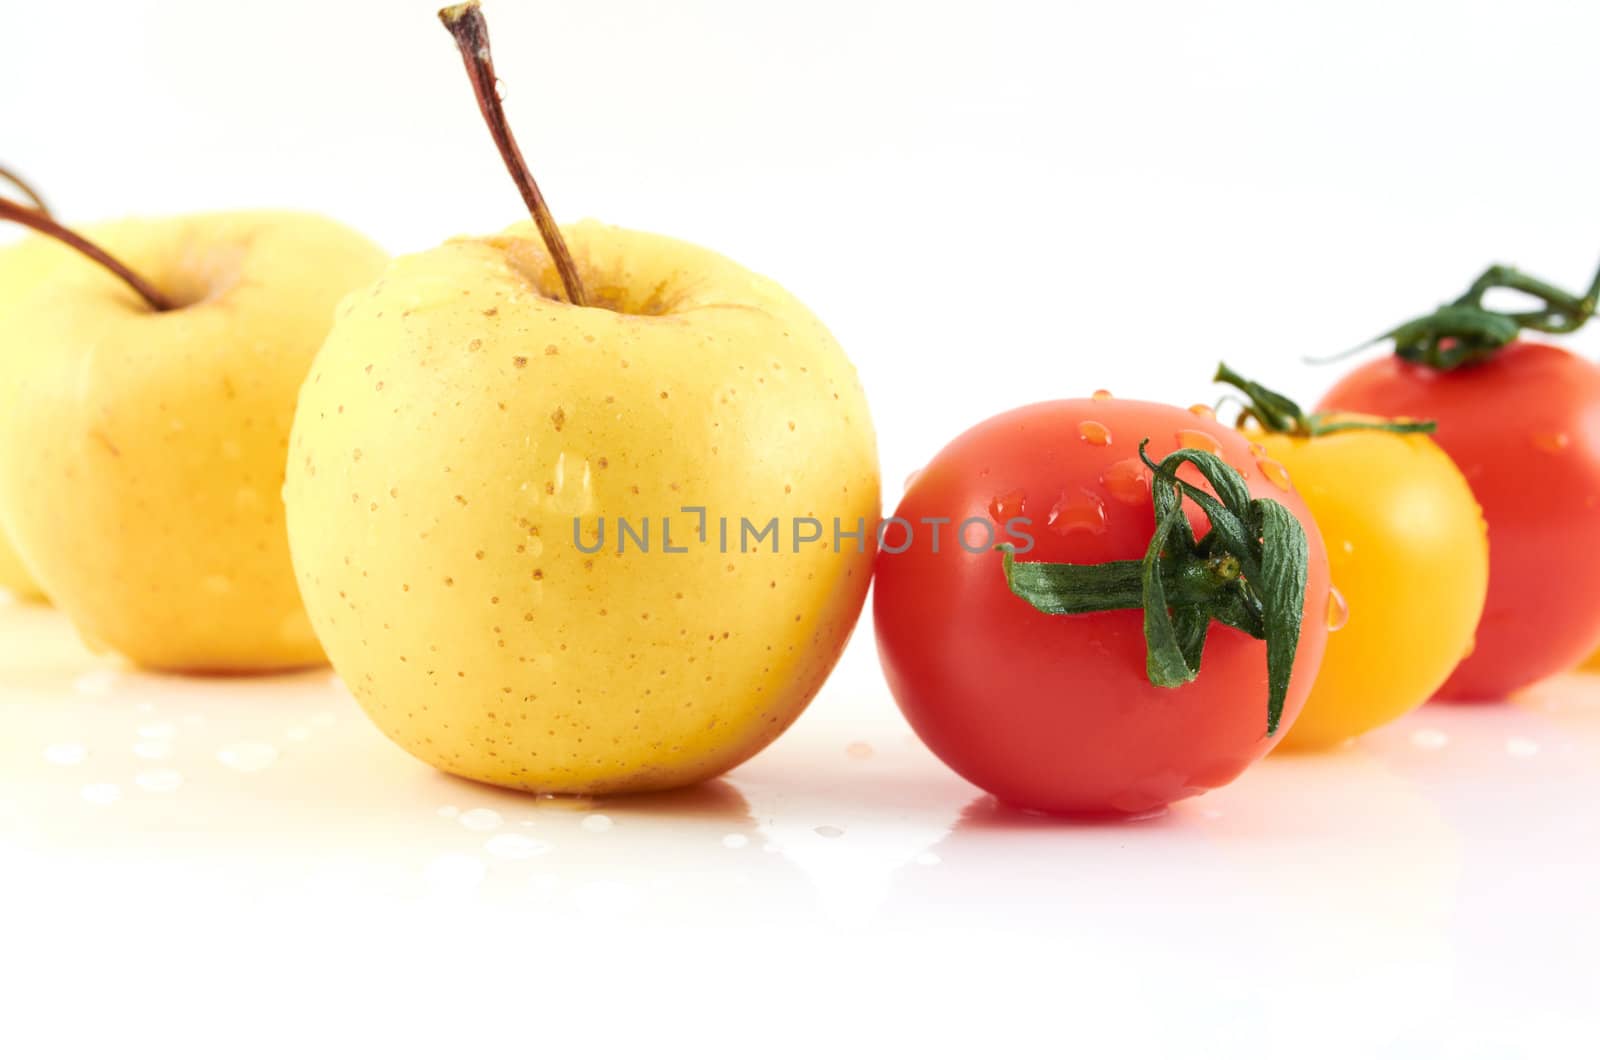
[874,398,1332,816]
[1318,340,1600,701]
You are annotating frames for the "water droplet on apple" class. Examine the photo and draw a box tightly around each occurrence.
[278,610,317,647]
[1091,389,1113,401]
[1188,403,1217,420]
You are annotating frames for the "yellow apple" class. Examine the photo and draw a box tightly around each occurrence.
[0,537,41,602]
[0,211,386,671]
[0,233,71,602]
[284,219,879,793]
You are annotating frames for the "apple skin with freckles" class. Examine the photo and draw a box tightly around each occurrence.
[0,212,387,670]
[284,219,879,795]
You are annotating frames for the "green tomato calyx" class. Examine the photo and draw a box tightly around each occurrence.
[1336,259,1600,371]
[1000,440,1310,736]
[1212,362,1435,438]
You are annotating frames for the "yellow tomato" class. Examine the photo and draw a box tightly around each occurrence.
[1251,423,1488,750]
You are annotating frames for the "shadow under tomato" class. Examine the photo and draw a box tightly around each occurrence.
[954,792,1185,831]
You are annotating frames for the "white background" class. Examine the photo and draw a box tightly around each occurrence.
[4,1,1600,1056]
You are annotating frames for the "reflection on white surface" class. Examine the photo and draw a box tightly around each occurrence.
[2,599,1598,1055]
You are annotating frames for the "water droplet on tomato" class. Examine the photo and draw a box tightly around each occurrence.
[1100,458,1150,505]
[1188,403,1217,420]
[988,489,1026,524]
[1078,420,1112,446]
[1047,490,1108,536]
[903,467,922,491]
[1174,429,1223,456]
[1325,586,1349,632]
[1256,457,1293,491]
[1091,388,1113,401]
[1533,431,1570,454]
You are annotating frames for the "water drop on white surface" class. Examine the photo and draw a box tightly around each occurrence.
[1506,738,1540,758]
[137,722,176,741]
[459,808,503,832]
[132,742,171,760]
[814,825,845,839]
[81,782,121,805]
[73,671,118,696]
[581,814,613,833]
[722,834,750,849]
[135,769,183,793]
[1410,728,1450,750]
[44,743,87,766]
[845,741,874,760]
[485,834,551,860]
[217,742,279,772]
[423,853,487,894]
[437,805,460,819]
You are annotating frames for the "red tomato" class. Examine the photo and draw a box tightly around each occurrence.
[874,398,1331,816]
[1318,341,1600,701]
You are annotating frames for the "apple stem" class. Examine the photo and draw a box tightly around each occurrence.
[0,165,52,217]
[438,1,588,308]
[0,196,173,312]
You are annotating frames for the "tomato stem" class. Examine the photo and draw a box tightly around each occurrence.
[1213,362,1436,437]
[1339,258,1600,371]
[1001,441,1310,736]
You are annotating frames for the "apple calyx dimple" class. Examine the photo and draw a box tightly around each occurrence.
[0,195,173,312]
[438,1,588,308]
